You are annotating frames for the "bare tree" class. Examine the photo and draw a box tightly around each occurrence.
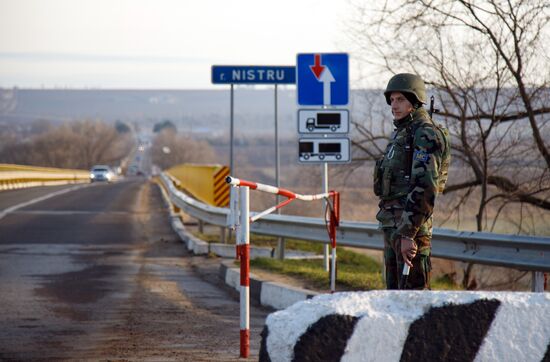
[68,120,133,168]
[346,0,550,289]
[151,130,217,170]
[0,120,133,169]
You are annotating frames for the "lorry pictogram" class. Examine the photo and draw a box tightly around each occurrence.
[298,109,349,134]
[298,138,350,163]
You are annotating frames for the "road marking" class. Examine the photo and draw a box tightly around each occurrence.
[0,184,91,221]
[12,210,135,215]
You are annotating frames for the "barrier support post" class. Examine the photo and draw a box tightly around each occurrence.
[225,176,341,355]
[239,186,250,358]
[220,227,226,244]
[229,185,241,259]
[329,192,340,292]
[532,271,545,292]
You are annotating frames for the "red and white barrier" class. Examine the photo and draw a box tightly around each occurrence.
[226,176,340,358]
[237,186,250,358]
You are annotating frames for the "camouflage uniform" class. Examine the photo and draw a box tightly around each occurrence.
[374,74,450,290]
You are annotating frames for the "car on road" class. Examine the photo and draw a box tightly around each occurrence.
[90,165,114,183]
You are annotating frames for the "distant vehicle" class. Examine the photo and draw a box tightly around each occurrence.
[90,165,114,183]
[128,165,138,175]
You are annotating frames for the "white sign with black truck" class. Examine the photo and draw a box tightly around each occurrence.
[298,109,349,134]
[298,137,351,163]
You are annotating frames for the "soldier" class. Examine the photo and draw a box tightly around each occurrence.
[373,73,451,290]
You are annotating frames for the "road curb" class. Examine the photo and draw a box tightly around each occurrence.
[171,218,319,310]
[156,181,321,310]
[219,260,319,310]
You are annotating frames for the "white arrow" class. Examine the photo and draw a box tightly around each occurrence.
[319,67,335,106]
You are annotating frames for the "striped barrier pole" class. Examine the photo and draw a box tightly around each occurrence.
[238,186,250,358]
[226,176,340,357]
[226,176,335,218]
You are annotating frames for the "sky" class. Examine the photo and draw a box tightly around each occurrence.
[0,0,356,89]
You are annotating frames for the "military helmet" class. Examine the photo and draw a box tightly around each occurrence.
[384,73,427,105]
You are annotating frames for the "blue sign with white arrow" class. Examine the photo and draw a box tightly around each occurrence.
[296,53,349,106]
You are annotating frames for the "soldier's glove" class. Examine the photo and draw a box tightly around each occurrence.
[400,236,417,268]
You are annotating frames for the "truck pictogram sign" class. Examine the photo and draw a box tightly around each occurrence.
[298,137,351,163]
[298,109,349,134]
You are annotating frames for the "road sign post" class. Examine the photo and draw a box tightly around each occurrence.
[211,64,296,196]
[230,84,234,176]
[296,52,350,276]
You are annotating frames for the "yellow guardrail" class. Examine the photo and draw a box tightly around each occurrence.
[0,163,90,191]
[166,163,230,207]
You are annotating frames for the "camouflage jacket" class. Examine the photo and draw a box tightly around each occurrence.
[374,108,450,241]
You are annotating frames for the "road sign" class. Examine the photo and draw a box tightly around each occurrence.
[298,137,351,163]
[297,53,349,106]
[298,109,349,134]
[212,66,296,84]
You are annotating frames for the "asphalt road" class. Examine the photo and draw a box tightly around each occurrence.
[0,179,270,361]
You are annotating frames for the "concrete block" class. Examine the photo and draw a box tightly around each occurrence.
[209,243,236,258]
[260,291,550,362]
[260,282,319,311]
[225,265,240,291]
[192,238,209,255]
[249,246,274,259]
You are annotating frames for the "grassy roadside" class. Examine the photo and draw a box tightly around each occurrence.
[251,247,385,291]
[191,230,460,291]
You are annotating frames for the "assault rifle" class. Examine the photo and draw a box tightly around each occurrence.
[428,95,440,118]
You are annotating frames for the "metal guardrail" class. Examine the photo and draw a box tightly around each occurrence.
[0,163,89,190]
[161,172,550,273]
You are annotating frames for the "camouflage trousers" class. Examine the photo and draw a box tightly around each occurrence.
[383,229,432,290]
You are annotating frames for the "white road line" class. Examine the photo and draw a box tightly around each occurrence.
[0,184,91,221]
[12,210,133,215]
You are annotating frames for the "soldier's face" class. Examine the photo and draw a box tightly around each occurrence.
[390,92,414,120]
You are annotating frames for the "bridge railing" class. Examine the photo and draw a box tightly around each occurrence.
[160,172,550,290]
[0,163,89,190]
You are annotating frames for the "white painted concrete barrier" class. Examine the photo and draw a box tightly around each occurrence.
[260,291,550,362]
[260,282,316,311]
[192,237,209,255]
[219,261,319,310]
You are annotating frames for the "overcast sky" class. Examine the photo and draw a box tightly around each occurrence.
[0,0,356,89]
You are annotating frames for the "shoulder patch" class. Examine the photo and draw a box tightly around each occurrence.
[414,150,429,162]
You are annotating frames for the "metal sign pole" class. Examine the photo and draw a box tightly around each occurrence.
[322,95,330,272]
[230,84,234,175]
[275,84,285,260]
[322,162,329,271]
